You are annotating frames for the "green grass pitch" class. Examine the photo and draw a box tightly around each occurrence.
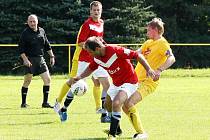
[0,69,210,140]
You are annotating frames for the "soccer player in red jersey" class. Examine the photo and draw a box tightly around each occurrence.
[72,36,157,140]
[54,1,110,123]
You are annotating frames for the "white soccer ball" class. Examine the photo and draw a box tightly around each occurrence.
[70,80,88,96]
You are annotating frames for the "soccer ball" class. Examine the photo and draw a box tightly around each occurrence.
[70,80,88,96]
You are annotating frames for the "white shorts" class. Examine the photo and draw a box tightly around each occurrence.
[92,66,109,79]
[77,61,109,78]
[107,83,138,101]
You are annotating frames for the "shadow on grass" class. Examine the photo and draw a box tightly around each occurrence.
[71,137,131,140]
[6,121,56,126]
[0,107,51,110]
[0,112,55,116]
[71,138,105,140]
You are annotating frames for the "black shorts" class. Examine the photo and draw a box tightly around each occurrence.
[24,56,48,76]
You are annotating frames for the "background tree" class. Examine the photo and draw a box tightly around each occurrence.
[0,0,91,73]
[0,0,209,74]
[145,0,210,68]
[102,0,155,44]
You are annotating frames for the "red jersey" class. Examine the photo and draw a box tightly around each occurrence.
[77,17,104,62]
[89,45,139,86]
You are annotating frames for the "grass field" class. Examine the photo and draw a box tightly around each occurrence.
[0,69,210,140]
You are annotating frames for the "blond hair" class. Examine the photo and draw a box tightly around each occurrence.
[90,1,102,9]
[148,18,165,35]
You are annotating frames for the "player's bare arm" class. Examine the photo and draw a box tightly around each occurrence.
[157,51,176,72]
[136,53,156,78]
[47,50,55,66]
[20,53,32,67]
[73,67,94,83]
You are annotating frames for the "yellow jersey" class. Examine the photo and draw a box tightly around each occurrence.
[135,37,171,81]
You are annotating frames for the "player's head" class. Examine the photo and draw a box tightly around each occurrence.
[146,18,165,39]
[90,1,102,21]
[27,14,38,31]
[85,36,104,56]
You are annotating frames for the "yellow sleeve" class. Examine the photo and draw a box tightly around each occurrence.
[158,41,171,57]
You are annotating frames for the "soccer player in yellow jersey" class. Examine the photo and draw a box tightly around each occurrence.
[123,18,176,139]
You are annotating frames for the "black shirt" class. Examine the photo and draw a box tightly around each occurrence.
[18,26,51,57]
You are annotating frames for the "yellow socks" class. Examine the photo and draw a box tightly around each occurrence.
[128,106,144,134]
[57,83,70,103]
[93,86,102,110]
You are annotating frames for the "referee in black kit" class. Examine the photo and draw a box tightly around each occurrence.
[18,14,55,108]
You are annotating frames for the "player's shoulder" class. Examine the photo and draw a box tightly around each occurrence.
[21,27,32,36]
[158,37,169,44]
[84,17,104,24]
[83,17,92,24]
[106,45,120,50]
[99,19,104,24]
[105,45,117,54]
[142,39,153,46]
[157,37,170,49]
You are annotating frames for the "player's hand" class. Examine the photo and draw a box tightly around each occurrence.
[50,57,55,67]
[23,59,32,67]
[147,69,159,81]
[72,76,82,84]
[153,69,162,81]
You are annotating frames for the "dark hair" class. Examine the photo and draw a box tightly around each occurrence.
[85,37,102,51]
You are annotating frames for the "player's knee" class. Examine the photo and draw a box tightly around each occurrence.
[23,79,31,86]
[44,77,51,85]
[66,78,74,86]
[112,100,121,109]
[126,100,134,109]
[122,105,128,114]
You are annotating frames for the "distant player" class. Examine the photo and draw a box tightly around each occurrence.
[122,18,176,139]
[54,1,111,123]
[70,36,157,140]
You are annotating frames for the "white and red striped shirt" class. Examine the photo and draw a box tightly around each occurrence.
[77,17,104,62]
[89,45,139,86]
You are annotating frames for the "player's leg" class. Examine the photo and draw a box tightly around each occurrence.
[58,89,74,122]
[92,67,110,122]
[108,83,138,138]
[104,95,122,136]
[91,77,102,112]
[92,66,109,113]
[56,61,89,121]
[54,78,74,113]
[109,90,127,137]
[40,70,53,108]
[55,48,80,104]
[124,80,158,139]
[21,73,33,108]
[98,76,110,110]
[123,92,145,133]
[98,77,111,122]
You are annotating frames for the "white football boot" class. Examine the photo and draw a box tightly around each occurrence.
[132,133,148,140]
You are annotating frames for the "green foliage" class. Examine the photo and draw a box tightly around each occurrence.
[145,0,210,43]
[102,0,155,43]
[145,0,210,68]
[0,0,91,74]
[0,0,210,74]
